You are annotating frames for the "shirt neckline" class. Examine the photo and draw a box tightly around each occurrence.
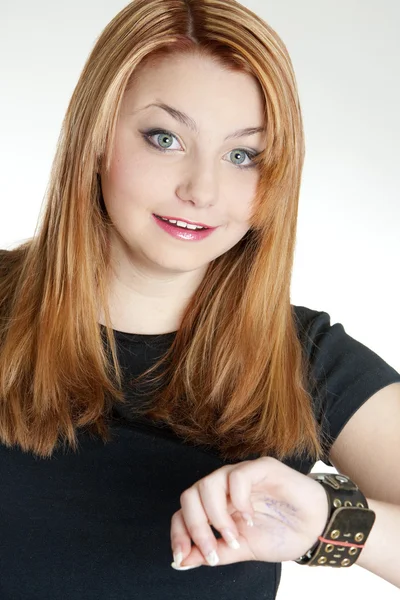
[99,323,177,340]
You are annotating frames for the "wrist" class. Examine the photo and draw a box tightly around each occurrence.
[295,473,376,567]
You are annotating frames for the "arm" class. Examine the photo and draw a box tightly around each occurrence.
[328,382,400,588]
[169,383,400,577]
[355,498,400,588]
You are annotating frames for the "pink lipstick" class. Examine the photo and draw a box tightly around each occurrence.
[152,214,218,241]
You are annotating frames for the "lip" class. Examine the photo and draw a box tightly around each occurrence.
[152,214,217,241]
[153,214,217,230]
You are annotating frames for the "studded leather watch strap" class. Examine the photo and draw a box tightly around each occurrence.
[295,473,376,567]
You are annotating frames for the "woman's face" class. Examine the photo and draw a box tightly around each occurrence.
[100,52,265,277]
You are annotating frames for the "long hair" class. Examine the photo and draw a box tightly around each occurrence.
[0,0,324,461]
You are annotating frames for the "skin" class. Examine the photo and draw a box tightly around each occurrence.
[170,456,330,569]
[98,52,265,334]
[96,52,333,574]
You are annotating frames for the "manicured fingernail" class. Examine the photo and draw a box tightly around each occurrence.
[221,528,241,550]
[171,562,201,570]
[242,512,254,527]
[173,550,183,567]
[206,549,220,566]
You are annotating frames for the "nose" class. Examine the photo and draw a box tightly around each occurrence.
[175,156,218,208]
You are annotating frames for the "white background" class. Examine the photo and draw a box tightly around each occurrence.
[1,0,399,597]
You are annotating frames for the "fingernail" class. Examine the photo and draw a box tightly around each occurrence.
[221,528,241,550]
[206,549,220,566]
[242,512,254,527]
[173,550,183,567]
[171,562,202,570]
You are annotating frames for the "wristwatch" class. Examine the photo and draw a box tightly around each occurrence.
[295,473,376,567]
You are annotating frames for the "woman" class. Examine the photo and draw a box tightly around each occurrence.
[0,0,399,598]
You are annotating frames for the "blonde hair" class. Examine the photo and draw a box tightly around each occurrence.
[0,0,324,461]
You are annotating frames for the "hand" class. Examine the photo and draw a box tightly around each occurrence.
[170,456,329,569]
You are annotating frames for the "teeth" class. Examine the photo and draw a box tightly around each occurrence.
[159,217,206,230]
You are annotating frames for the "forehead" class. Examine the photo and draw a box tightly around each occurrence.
[123,52,265,124]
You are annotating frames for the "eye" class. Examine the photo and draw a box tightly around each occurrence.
[142,129,181,151]
[227,149,257,169]
[141,128,259,170]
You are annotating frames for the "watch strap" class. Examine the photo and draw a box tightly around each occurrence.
[295,473,376,567]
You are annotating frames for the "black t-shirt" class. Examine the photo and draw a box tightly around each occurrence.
[1,305,399,600]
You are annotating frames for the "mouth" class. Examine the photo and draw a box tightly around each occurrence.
[153,214,216,230]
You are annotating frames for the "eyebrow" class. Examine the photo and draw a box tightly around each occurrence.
[139,102,266,141]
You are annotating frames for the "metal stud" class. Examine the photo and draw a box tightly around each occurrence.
[325,544,334,553]
[333,498,342,508]
[355,532,364,542]
[341,558,351,566]
[335,475,348,483]
[356,502,365,508]
[344,501,353,507]
[331,530,340,539]
[349,547,358,556]
[318,556,327,564]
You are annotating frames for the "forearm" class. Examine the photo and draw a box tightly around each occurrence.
[355,498,400,588]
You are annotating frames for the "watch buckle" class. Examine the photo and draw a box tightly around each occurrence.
[314,473,358,492]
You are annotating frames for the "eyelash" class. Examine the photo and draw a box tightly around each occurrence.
[140,128,259,170]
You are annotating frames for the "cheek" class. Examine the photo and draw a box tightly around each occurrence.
[225,176,258,223]
[103,145,160,212]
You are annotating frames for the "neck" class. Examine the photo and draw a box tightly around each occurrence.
[99,244,208,335]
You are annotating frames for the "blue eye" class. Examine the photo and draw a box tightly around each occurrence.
[141,128,259,170]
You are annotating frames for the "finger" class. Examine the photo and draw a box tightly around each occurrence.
[228,456,281,520]
[170,509,199,568]
[170,504,250,570]
[179,485,221,567]
[197,474,242,552]
[179,531,253,568]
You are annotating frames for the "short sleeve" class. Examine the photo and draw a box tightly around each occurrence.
[293,305,400,466]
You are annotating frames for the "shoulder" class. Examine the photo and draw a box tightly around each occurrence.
[0,248,11,268]
[0,248,20,277]
[291,302,400,395]
[291,304,400,466]
[291,304,342,363]
[291,304,330,345]
[291,304,396,376]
